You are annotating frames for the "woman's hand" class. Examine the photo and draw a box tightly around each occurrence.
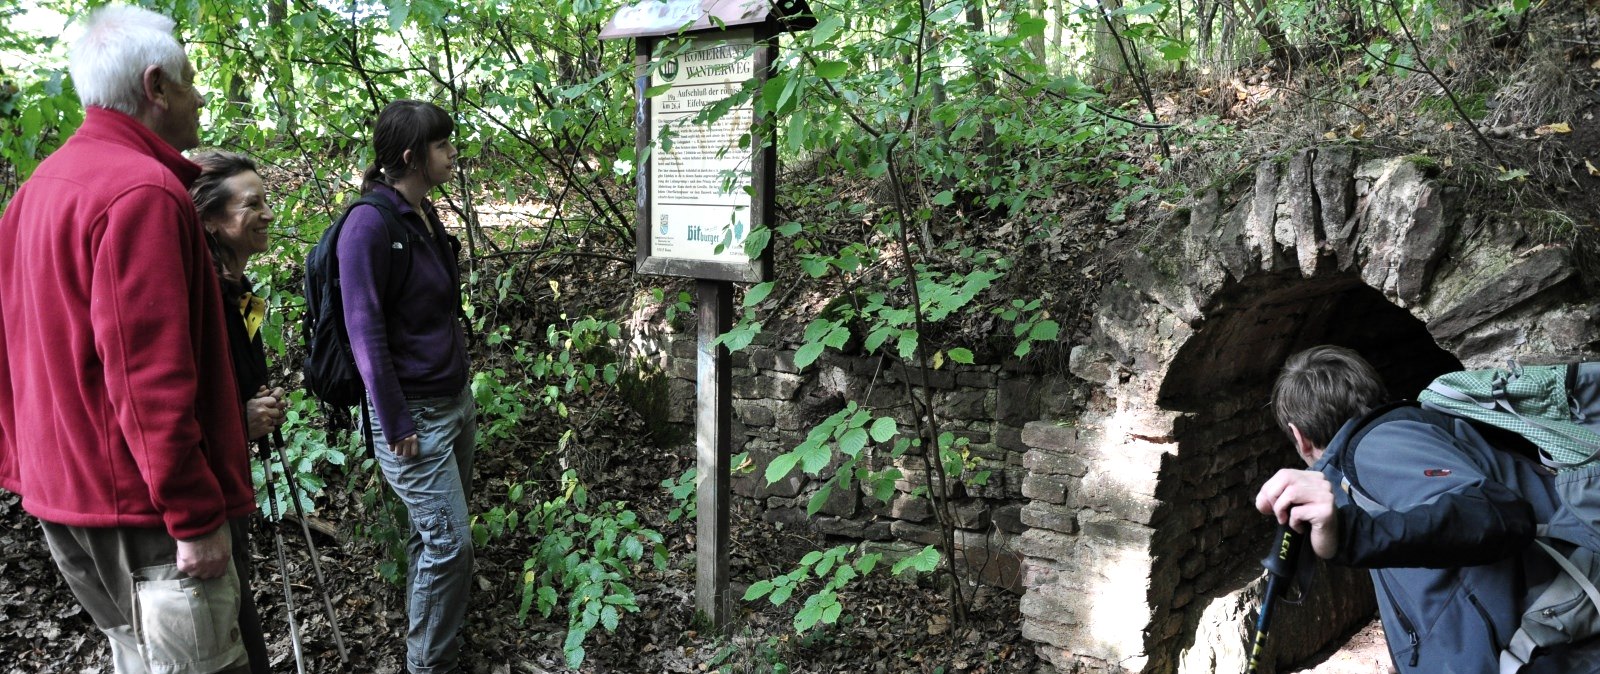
[245,386,287,440]
[391,433,420,458]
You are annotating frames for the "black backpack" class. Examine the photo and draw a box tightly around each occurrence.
[301,193,414,418]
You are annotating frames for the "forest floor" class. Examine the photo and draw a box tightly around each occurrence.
[0,444,1039,674]
[0,472,1392,674]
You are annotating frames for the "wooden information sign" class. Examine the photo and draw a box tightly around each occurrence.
[600,0,813,631]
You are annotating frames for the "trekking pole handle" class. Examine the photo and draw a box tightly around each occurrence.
[1247,524,1302,674]
[1261,523,1302,580]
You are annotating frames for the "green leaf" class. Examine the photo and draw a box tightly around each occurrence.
[797,437,832,474]
[386,0,410,30]
[743,282,775,307]
[891,546,941,575]
[770,583,794,605]
[868,417,897,443]
[1014,15,1046,39]
[600,605,619,631]
[718,321,761,352]
[795,341,826,369]
[896,330,918,359]
[1028,320,1060,342]
[564,644,586,671]
[786,112,808,153]
[644,83,671,97]
[539,584,559,616]
[821,601,842,625]
[928,2,964,22]
[810,15,844,47]
[795,601,825,632]
[814,60,848,79]
[745,576,777,605]
[815,550,838,576]
[761,71,789,113]
[863,326,895,353]
[806,482,833,516]
[932,190,955,206]
[948,347,974,364]
[766,453,801,483]
[802,320,833,344]
[855,552,882,574]
[1158,40,1191,62]
[838,428,868,457]
[743,227,771,258]
[872,471,899,502]
[822,325,851,349]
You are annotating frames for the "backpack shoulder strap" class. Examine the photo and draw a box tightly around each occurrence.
[347,193,415,305]
[1500,541,1600,673]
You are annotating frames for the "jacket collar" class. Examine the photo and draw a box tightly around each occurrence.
[370,183,420,218]
[77,106,201,187]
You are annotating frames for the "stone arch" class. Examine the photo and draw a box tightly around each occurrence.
[1019,147,1597,673]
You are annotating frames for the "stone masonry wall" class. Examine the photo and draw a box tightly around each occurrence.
[654,330,1079,592]
[638,146,1596,673]
[1018,147,1600,674]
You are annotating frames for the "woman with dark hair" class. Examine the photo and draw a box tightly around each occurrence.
[338,99,475,674]
[189,149,284,674]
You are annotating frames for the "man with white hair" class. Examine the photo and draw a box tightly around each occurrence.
[0,6,256,673]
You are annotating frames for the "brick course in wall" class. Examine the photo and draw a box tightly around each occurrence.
[654,336,1081,594]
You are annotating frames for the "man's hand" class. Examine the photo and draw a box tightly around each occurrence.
[245,386,287,440]
[391,433,419,459]
[175,525,232,579]
[1255,469,1340,559]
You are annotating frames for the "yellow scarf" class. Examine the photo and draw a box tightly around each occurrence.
[238,291,265,341]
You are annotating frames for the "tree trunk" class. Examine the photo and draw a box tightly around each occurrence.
[1029,0,1048,66]
[968,4,998,161]
[1093,0,1126,84]
[1244,0,1297,67]
[1051,0,1065,77]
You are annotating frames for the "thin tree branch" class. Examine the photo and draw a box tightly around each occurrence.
[1371,0,1507,166]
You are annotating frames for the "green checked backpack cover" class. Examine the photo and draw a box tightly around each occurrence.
[1419,362,1600,470]
[1419,361,1600,672]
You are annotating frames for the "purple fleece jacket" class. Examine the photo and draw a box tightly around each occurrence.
[336,184,468,443]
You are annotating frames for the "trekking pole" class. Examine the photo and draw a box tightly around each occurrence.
[1247,523,1303,674]
[271,430,351,663]
[257,439,308,674]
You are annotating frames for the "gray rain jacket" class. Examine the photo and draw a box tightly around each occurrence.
[1317,403,1600,673]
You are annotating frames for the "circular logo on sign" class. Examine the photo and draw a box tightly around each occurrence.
[659,58,680,82]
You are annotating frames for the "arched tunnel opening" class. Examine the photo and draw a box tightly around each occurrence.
[1146,270,1463,673]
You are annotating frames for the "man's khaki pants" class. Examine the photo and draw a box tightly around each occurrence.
[41,521,250,674]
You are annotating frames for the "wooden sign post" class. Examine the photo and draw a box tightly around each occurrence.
[600,0,812,631]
